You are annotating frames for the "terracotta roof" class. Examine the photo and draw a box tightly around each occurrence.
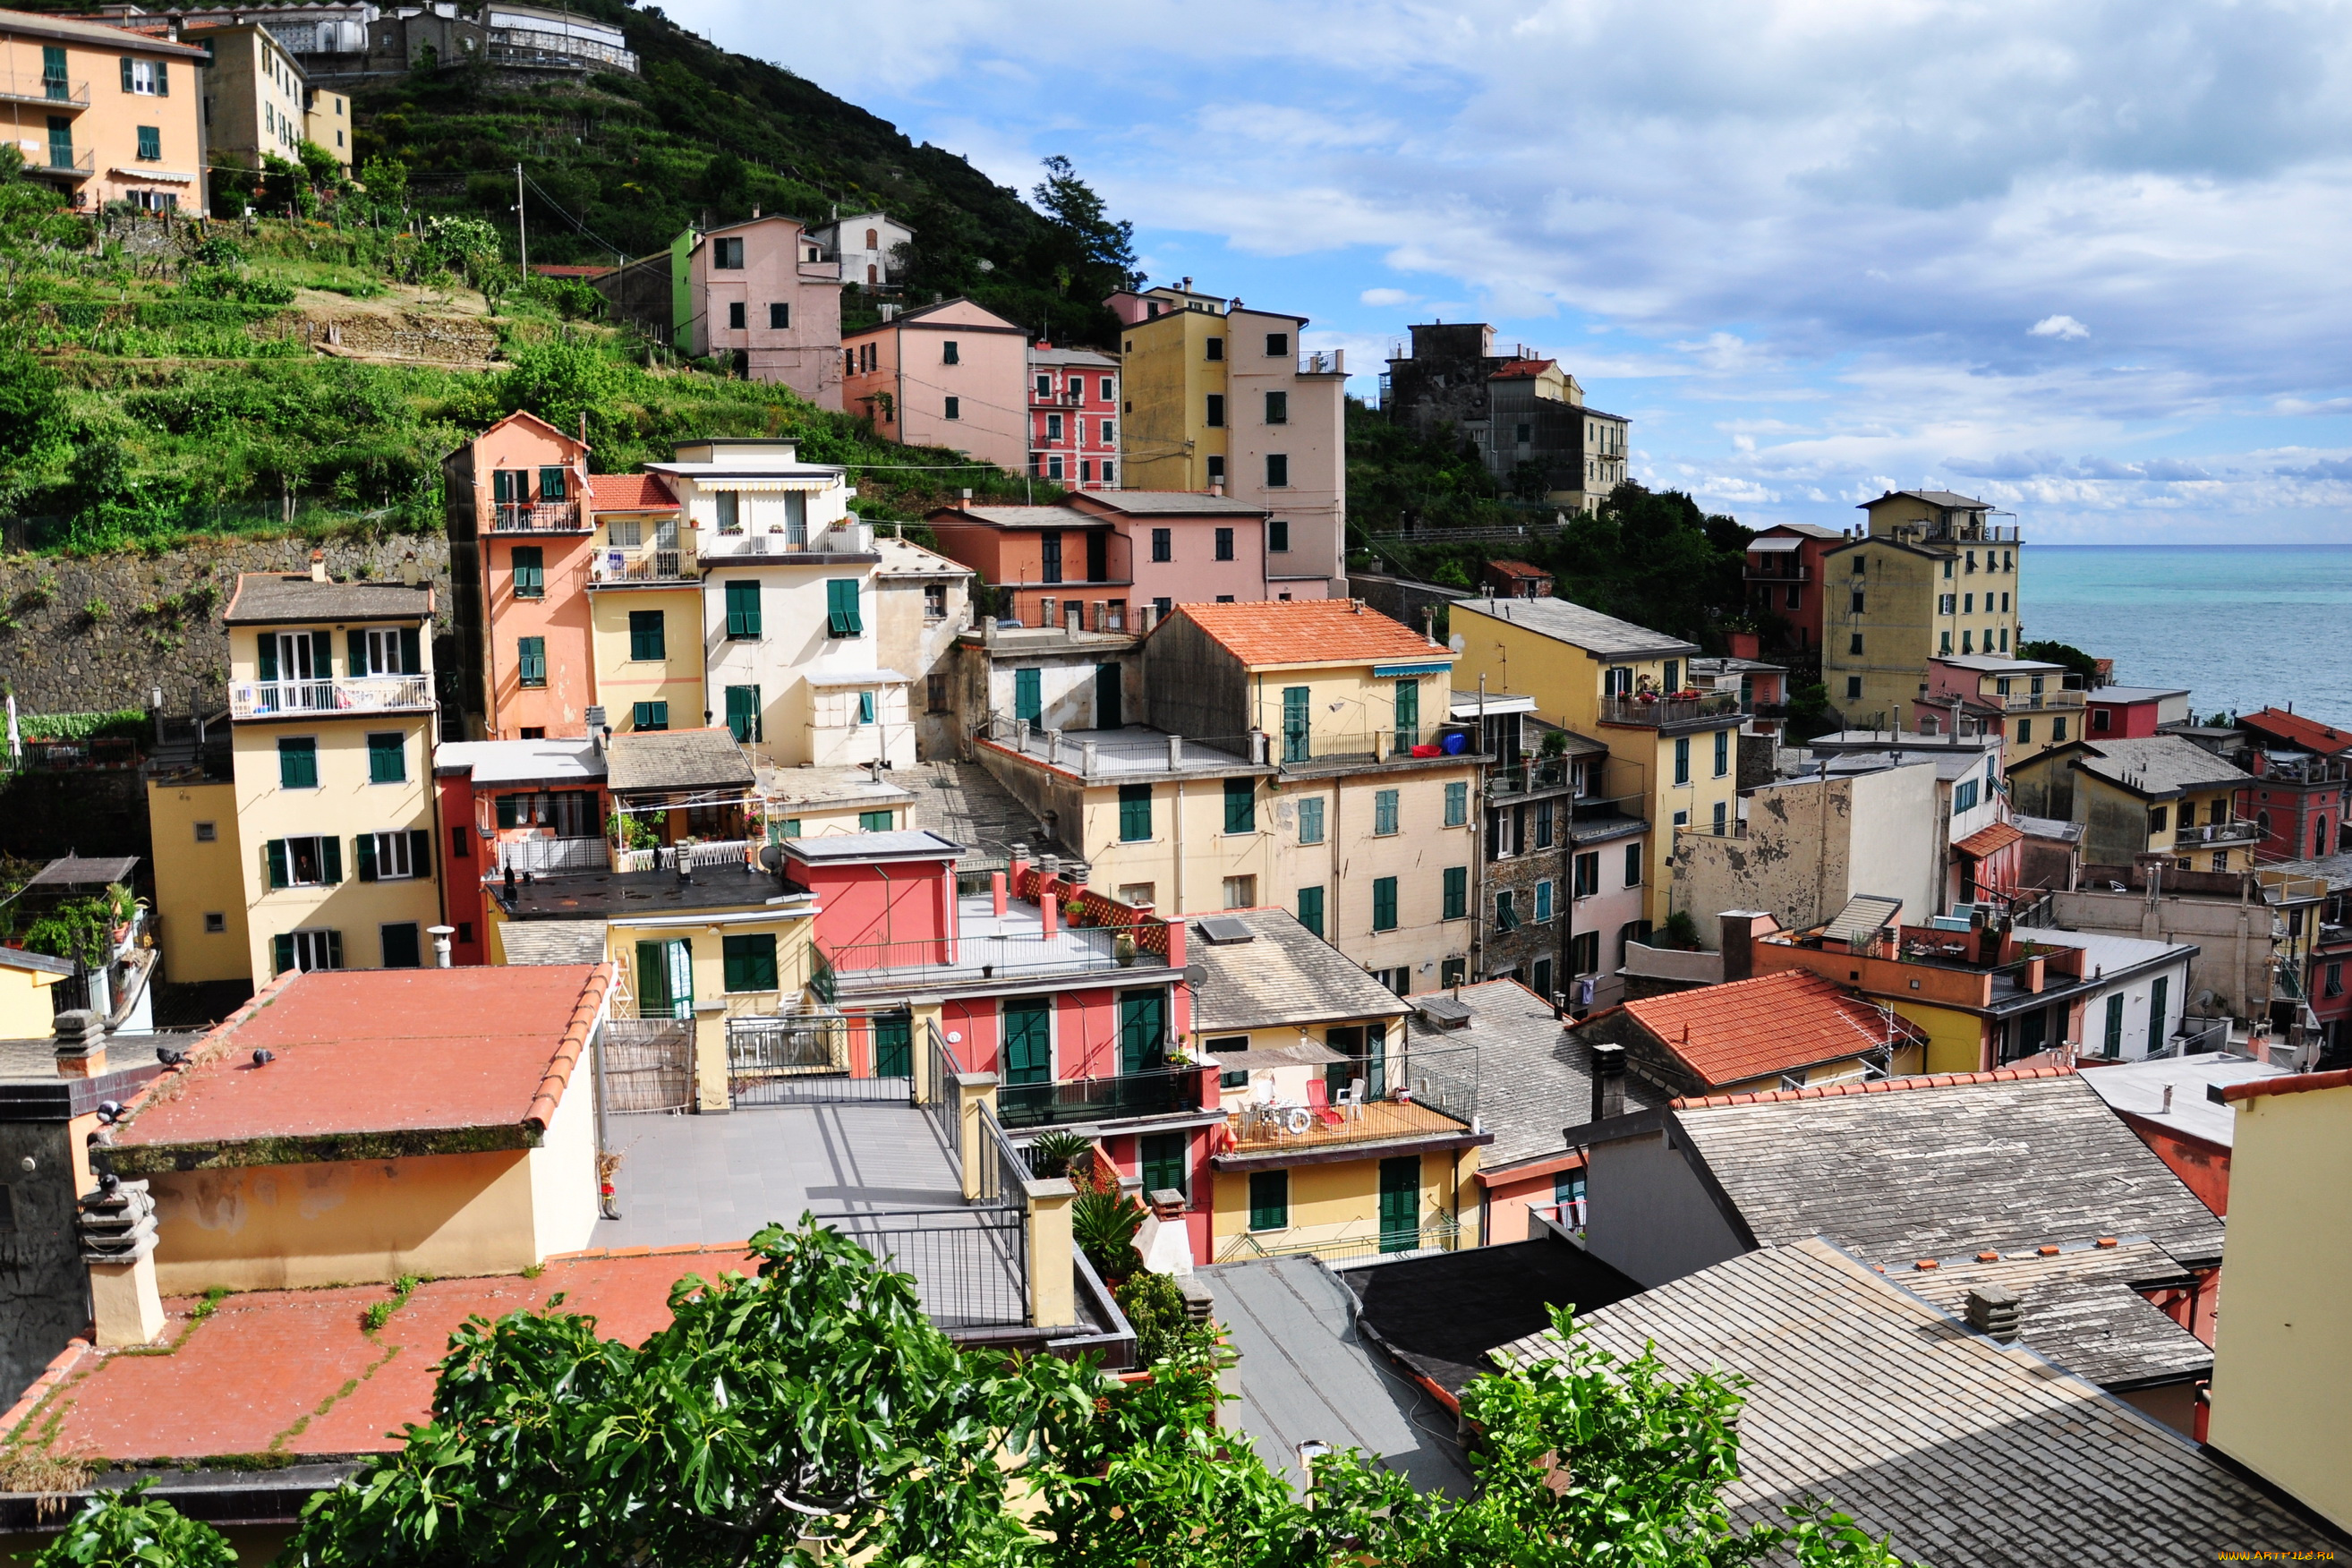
[2239,705,2352,754]
[105,965,615,1171]
[2220,1065,2352,1103]
[587,473,677,511]
[1487,559,1549,579]
[1172,600,1447,669]
[1671,1061,2071,1111]
[16,1245,756,1463]
[1953,820,2024,858]
[1623,971,1924,1090]
[1487,358,1555,379]
[530,263,615,278]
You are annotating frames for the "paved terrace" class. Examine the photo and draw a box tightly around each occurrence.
[989,722,1257,780]
[828,891,1181,994]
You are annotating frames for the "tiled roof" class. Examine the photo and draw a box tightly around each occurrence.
[500,920,609,967]
[1487,558,1549,579]
[1953,820,2024,857]
[1621,971,1923,1092]
[1451,595,1695,660]
[2238,705,2352,754]
[1487,358,1555,378]
[27,856,138,889]
[2220,1065,2352,1104]
[105,966,615,1168]
[605,728,755,793]
[1497,1239,2330,1564]
[0,9,209,55]
[1172,600,1446,669]
[19,1245,757,1463]
[586,473,677,510]
[223,573,431,626]
[927,503,1107,529]
[1189,908,1410,1033]
[1667,1069,2228,1267]
[1893,1239,2211,1390]
[1412,980,1665,1170]
[2071,736,2255,797]
[873,535,973,577]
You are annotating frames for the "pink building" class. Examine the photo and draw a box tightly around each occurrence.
[2086,685,2193,740]
[1068,490,1329,614]
[594,214,844,407]
[844,298,1028,473]
[1028,343,1120,490]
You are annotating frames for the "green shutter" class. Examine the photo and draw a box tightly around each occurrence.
[517,636,546,687]
[1374,788,1398,835]
[1139,1131,1185,1196]
[411,829,433,881]
[1119,989,1166,1074]
[1372,876,1398,932]
[1003,998,1051,1084]
[635,940,670,1018]
[539,466,566,501]
[629,609,665,661]
[278,738,317,788]
[856,691,874,726]
[271,933,294,976]
[400,626,421,673]
[1379,1156,1421,1252]
[2103,994,2124,1055]
[1442,865,1466,920]
[725,581,762,638]
[634,702,668,731]
[369,732,404,783]
[873,1012,914,1078]
[1119,784,1152,842]
[725,685,761,743]
[722,933,778,992]
[257,635,277,683]
[120,56,132,91]
[348,628,368,676]
[1394,678,1419,747]
[311,630,331,678]
[155,60,166,94]
[1014,667,1042,722]
[1282,686,1311,762]
[512,546,544,598]
[1445,780,1467,826]
[1298,885,1324,938]
[267,839,288,889]
[1249,1170,1288,1231]
[826,579,863,637]
[858,810,892,831]
[355,832,377,882]
[1223,777,1253,834]
[320,836,342,884]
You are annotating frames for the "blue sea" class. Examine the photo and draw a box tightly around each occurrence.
[2029,545,2352,728]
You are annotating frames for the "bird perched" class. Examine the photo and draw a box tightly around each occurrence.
[252,1047,275,1067]
[94,1099,124,1123]
[156,1045,186,1067]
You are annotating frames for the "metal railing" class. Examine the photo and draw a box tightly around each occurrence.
[1298,350,1344,374]
[495,835,606,874]
[229,676,431,719]
[724,1013,916,1104]
[2168,1016,2234,1058]
[972,1104,1033,1208]
[589,546,698,585]
[33,147,95,177]
[1996,689,2086,710]
[0,74,88,107]
[998,1064,1203,1129]
[1214,1209,1461,1265]
[598,1018,695,1112]
[1486,756,1572,797]
[612,838,754,874]
[926,1021,962,1166]
[2178,821,2261,846]
[1223,1042,1480,1154]
[819,1206,1027,1328]
[703,523,872,559]
[492,500,585,533]
[822,929,1136,984]
[1598,693,1743,728]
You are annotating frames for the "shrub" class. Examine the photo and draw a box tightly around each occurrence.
[27,1482,237,1568]
[1071,1190,1146,1283]
[1026,1129,1094,1180]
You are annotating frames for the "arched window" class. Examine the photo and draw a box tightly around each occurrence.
[2257,809,2271,838]
[2319,818,2332,858]
[865,227,879,251]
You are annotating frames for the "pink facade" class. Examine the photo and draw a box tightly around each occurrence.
[457,412,597,739]
[924,504,1133,629]
[1067,492,1328,613]
[686,215,846,408]
[844,299,1028,472]
[1028,344,1120,490]
[789,844,962,960]
[434,771,487,968]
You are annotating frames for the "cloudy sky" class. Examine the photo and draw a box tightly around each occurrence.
[670,0,2352,541]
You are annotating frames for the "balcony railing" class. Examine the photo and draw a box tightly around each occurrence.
[1598,693,1742,729]
[2177,821,2261,847]
[1744,563,1811,581]
[1996,690,2086,711]
[493,835,607,874]
[822,929,1140,986]
[32,147,95,178]
[1,74,88,107]
[590,546,699,585]
[610,838,754,874]
[1298,350,1345,374]
[998,1064,1205,1129]
[230,676,431,720]
[492,500,585,533]
[703,522,873,559]
[1487,756,1572,797]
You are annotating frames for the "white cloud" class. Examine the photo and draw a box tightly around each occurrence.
[2029,314,2092,340]
[1359,286,1413,307]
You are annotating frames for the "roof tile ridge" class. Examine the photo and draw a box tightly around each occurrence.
[2222,1064,2352,1103]
[524,960,618,1130]
[114,967,303,1132]
[1672,1059,2075,1109]
[0,1335,91,1443]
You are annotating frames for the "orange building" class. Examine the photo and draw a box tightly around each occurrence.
[443,412,599,739]
[1,10,208,213]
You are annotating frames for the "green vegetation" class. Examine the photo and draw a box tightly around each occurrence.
[2019,639,2101,688]
[20,882,134,965]
[36,1217,1914,1566]
[26,1480,239,1568]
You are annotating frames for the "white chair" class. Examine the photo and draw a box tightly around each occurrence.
[1335,1080,1365,1122]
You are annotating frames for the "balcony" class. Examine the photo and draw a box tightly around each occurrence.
[0,74,88,108]
[1486,756,1573,797]
[2176,820,2261,848]
[1892,521,2022,545]
[589,545,699,586]
[1996,688,2086,711]
[609,838,755,875]
[1598,692,1743,730]
[1298,350,1345,375]
[703,521,875,560]
[997,1063,1207,1130]
[1214,1043,1482,1164]
[30,147,95,181]
[1744,563,1811,581]
[491,500,586,533]
[229,676,431,720]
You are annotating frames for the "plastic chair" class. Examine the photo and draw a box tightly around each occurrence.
[1335,1080,1366,1122]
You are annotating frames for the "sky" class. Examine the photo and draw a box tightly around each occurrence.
[665,0,2352,542]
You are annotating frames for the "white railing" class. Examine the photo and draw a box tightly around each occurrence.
[496,836,606,874]
[2178,821,2261,846]
[612,838,755,874]
[1299,350,1345,374]
[703,523,872,559]
[230,676,430,719]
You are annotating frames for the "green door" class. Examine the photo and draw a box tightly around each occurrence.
[1002,997,1051,1084]
[1015,667,1043,722]
[1378,1156,1421,1253]
[1095,663,1121,729]
[1282,685,1311,762]
[635,939,691,1019]
[1119,988,1166,1075]
[873,1010,913,1078]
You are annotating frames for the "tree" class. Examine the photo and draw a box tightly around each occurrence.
[29,1482,239,1567]
[1028,155,1139,299]
[2018,639,2100,688]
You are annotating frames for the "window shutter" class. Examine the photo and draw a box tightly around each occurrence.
[156,60,166,94]
[327,930,343,968]
[121,57,132,91]
[411,829,433,879]
[272,933,294,975]
[267,839,288,888]
[355,831,378,882]
[348,628,368,676]
[257,636,277,683]
[400,626,421,673]
[320,836,343,884]
[635,941,669,1016]
[311,630,331,677]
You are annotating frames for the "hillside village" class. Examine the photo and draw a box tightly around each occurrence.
[0,3,2347,1564]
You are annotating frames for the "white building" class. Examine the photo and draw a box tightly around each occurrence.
[640,439,914,771]
[812,210,914,290]
[2029,931,2202,1061]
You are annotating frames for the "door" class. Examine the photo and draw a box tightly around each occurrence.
[1378,1156,1421,1253]
[1283,686,1311,762]
[1119,988,1166,1075]
[1325,1024,1365,1096]
[1014,667,1043,722]
[1095,663,1121,729]
[873,1010,913,1078]
[1085,530,1107,583]
[1002,997,1051,1084]
[635,939,692,1019]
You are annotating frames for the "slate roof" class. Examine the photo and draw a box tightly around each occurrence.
[1071,490,1269,516]
[1189,908,1410,1034]
[1452,595,1695,660]
[1498,1239,2331,1566]
[2016,813,2084,843]
[1669,1069,2228,1267]
[1344,1239,1641,1395]
[499,920,609,967]
[433,738,605,788]
[2072,736,2255,798]
[585,473,677,511]
[1411,979,1664,1170]
[1894,1240,2212,1390]
[27,856,138,890]
[1173,600,1446,669]
[1867,489,1989,510]
[1615,971,1923,1093]
[604,728,755,794]
[784,830,962,862]
[223,572,432,626]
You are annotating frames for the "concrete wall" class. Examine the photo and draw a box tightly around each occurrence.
[527,1044,601,1260]
[1581,1127,1746,1287]
[2049,886,2272,1019]
[2207,1079,2352,1533]
[589,584,703,733]
[1675,764,1939,944]
[1138,615,1249,747]
[843,302,1027,470]
[685,216,845,406]
[1207,1146,1470,1262]
[1223,307,1347,592]
[0,1121,84,1410]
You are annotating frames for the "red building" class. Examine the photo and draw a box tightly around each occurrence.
[2084,684,2190,740]
[2236,708,2351,862]
[1743,523,1844,654]
[1028,344,1120,490]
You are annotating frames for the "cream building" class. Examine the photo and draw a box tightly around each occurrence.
[1821,490,2025,731]
[1449,596,1742,933]
[183,21,313,184]
[218,566,444,984]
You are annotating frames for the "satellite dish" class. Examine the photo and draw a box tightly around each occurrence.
[1449,633,1467,652]
[759,845,784,871]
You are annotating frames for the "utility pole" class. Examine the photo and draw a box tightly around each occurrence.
[515,163,527,277]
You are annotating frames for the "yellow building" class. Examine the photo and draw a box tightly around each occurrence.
[1448,596,1741,931]
[222,566,445,984]
[145,771,249,984]
[1916,653,2084,766]
[976,600,1480,992]
[760,763,916,839]
[2206,1069,2352,1534]
[2007,735,2262,874]
[0,10,208,213]
[182,21,312,188]
[584,473,705,737]
[1187,907,1485,1261]
[302,82,349,171]
[1821,490,2024,729]
[0,944,74,1035]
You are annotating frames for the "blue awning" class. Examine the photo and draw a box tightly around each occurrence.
[1370,660,1453,677]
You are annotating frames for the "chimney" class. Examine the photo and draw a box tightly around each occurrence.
[991,870,1009,917]
[1209,480,1223,498]
[1040,891,1060,936]
[309,549,328,584]
[1717,911,1771,983]
[80,1178,164,1346]
[1964,1283,2022,1343]
[1589,1041,1626,1122]
[1168,733,1185,770]
[959,488,972,510]
[429,925,456,967]
[54,1009,107,1079]
[2160,1083,2175,1114]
